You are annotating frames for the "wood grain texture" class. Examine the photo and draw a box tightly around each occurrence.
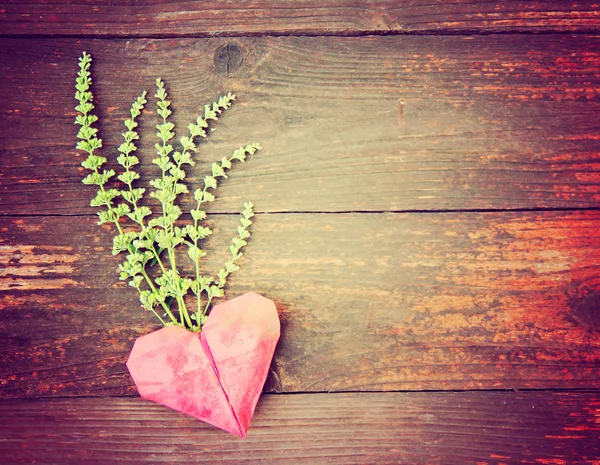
[1,1,599,37]
[2,3,599,464]
[2,36,600,215]
[1,211,599,397]
[1,392,599,464]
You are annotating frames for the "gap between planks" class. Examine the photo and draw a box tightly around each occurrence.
[2,206,600,219]
[3,29,600,40]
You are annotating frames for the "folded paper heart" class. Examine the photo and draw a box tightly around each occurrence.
[126,292,280,438]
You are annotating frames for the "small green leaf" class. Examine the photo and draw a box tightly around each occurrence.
[231,149,246,162]
[118,171,139,185]
[112,232,137,255]
[233,237,247,247]
[194,190,215,203]
[225,261,240,273]
[220,157,232,169]
[127,205,152,223]
[190,209,206,221]
[211,163,227,179]
[208,285,224,298]
[187,245,206,262]
[237,226,250,238]
[81,155,106,170]
[129,275,143,288]
[90,189,120,207]
[197,226,212,238]
[174,182,188,195]
[204,176,217,190]
[97,210,112,225]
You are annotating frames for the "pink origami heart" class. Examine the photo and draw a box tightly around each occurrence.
[126,292,280,438]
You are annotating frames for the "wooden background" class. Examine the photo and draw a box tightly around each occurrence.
[1,1,599,463]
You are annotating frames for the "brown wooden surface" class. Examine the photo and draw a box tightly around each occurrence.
[1,1,600,463]
[1,1,599,36]
[2,36,600,214]
[1,391,599,464]
[1,211,600,397]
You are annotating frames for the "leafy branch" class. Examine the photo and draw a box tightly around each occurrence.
[74,52,261,332]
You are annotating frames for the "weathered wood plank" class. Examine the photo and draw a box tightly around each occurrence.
[1,36,600,215]
[1,211,599,397]
[1,1,599,36]
[1,392,599,464]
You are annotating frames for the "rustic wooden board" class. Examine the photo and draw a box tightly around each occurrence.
[1,211,599,397]
[3,3,599,464]
[1,1,599,37]
[2,36,600,215]
[1,391,599,464]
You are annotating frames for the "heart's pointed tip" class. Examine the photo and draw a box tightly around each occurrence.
[222,427,247,439]
[231,419,249,439]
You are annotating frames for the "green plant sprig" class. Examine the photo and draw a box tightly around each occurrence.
[189,144,261,325]
[75,51,261,332]
[75,53,174,326]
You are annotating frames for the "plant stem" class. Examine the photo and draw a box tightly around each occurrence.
[177,295,192,327]
[203,294,213,315]
[149,244,167,274]
[166,246,192,327]
[193,187,209,319]
[150,308,166,325]
[141,268,177,324]
[136,288,166,325]
[195,263,202,321]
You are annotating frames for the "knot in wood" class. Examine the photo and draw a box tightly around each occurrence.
[214,44,243,77]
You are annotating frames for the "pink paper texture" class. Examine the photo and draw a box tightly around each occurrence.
[126,292,280,438]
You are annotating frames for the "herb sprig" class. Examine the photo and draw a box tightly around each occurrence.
[75,52,261,331]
